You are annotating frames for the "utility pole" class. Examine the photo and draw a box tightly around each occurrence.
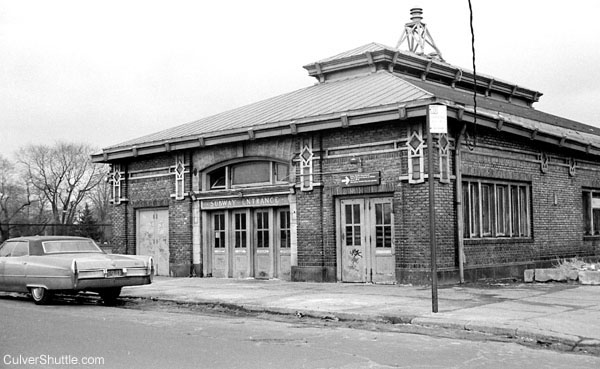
[426,107,438,313]
[426,105,447,313]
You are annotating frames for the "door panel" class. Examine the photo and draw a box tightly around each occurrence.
[137,209,170,276]
[370,199,395,284]
[0,241,16,289]
[232,211,250,278]
[341,200,366,282]
[3,241,29,292]
[254,209,271,279]
[211,212,228,278]
[339,198,395,283]
[276,209,291,280]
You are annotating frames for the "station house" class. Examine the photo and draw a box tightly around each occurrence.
[93,9,600,283]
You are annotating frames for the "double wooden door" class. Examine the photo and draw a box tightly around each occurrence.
[339,198,395,283]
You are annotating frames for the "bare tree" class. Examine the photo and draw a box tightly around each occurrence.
[88,164,111,224]
[0,154,32,241]
[19,142,104,226]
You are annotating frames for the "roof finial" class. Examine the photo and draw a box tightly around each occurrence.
[396,8,445,62]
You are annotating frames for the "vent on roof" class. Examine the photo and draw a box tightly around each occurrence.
[396,8,445,62]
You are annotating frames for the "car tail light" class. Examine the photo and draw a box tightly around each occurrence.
[71,260,78,274]
[148,257,154,278]
[71,260,79,288]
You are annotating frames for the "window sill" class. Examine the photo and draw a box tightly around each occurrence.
[583,235,600,241]
[464,237,534,245]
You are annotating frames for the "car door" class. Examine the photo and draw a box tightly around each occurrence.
[4,241,29,292]
[0,241,16,289]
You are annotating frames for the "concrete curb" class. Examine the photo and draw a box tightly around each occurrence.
[124,294,599,353]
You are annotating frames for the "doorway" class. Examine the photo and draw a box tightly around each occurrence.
[207,207,291,280]
[338,197,395,283]
[136,208,169,276]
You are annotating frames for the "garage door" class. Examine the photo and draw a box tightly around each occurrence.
[136,209,170,276]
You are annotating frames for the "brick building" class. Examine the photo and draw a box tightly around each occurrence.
[93,9,600,283]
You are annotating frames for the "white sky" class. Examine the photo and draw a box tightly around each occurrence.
[1,0,599,157]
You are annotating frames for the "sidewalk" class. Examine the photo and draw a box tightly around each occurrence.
[122,277,600,354]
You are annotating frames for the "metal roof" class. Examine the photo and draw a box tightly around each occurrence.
[104,71,433,151]
[304,43,542,105]
[405,75,600,138]
[93,41,600,162]
[311,42,393,64]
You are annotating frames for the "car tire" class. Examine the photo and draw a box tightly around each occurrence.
[30,287,53,305]
[99,287,122,305]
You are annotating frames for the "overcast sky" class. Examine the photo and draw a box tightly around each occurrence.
[1,0,599,158]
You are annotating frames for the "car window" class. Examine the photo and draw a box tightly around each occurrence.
[0,242,15,257]
[42,240,103,254]
[11,242,29,257]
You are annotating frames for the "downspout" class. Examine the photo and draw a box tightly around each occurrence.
[319,134,327,282]
[455,122,467,284]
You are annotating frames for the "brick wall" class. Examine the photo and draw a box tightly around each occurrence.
[460,126,600,270]
[109,153,194,276]
[109,116,600,283]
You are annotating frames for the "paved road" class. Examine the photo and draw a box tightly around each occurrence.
[1,295,599,369]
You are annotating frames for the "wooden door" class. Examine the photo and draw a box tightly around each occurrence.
[275,208,292,280]
[253,209,272,279]
[369,198,395,283]
[211,212,228,278]
[232,210,250,278]
[340,199,366,282]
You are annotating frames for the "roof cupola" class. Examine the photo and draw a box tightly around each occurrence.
[396,7,445,62]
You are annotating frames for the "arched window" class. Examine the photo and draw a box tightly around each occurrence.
[207,160,289,190]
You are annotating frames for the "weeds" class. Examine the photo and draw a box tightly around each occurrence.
[553,257,597,272]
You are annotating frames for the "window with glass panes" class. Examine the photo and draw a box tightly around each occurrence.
[233,212,247,248]
[207,161,289,190]
[213,213,226,248]
[582,189,600,236]
[374,203,392,248]
[256,210,269,248]
[345,204,362,246]
[278,209,291,248]
[463,179,531,239]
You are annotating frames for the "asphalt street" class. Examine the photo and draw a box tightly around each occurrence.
[1,295,600,368]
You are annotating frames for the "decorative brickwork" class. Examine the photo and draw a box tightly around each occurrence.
[107,117,600,284]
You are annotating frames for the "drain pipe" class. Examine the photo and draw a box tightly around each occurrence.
[455,122,467,284]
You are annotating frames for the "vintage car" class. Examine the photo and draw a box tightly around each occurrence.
[0,236,153,305]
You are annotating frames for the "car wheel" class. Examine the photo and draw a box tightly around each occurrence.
[99,287,122,305]
[30,287,53,305]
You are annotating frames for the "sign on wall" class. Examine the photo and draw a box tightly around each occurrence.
[340,172,381,187]
[201,195,289,210]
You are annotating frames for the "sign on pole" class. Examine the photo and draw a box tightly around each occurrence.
[428,105,447,134]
